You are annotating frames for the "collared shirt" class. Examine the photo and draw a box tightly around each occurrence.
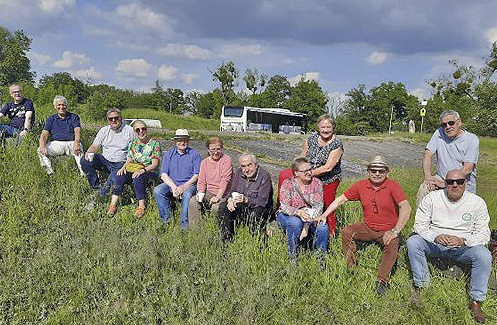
[414,190,490,247]
[426,128,479,192]
[227,166,273,208]
[44,111,81,141]
[160,147,201,185]
[197,154,233,195]
[0,98,35,130]
[93,124,135,163]
[344,178,407,231]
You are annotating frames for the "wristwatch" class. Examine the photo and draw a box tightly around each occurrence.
[391,228,400,236]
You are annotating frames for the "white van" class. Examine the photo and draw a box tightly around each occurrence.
[123,119,162,128]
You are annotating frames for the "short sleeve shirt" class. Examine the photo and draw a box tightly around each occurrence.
[127,138,161,167]
[344,178,408,231]
[0,98,35,130]
[426,128,479,192]
[160,147,201,185]
[305,132,343,184]
[93,124,135,163]
[44,112,81,141]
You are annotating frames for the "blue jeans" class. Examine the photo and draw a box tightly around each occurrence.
[154,183,196,228]
[277,212,329,256]
[113,172,159,200]
[81,154,124,196]
[0,124,20,138]
[407,234,492,301]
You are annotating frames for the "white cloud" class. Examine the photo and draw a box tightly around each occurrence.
[73,67,103,81]
[53,51,90,68]
[409,87,428,100]
[115,3,169,30]
[115,59,153,77]
[289,72,320,86]
[27,52,51,65]
[158,65,179,81]
[157,43,212,60]
[38,0,75,14]
[367,51,388,65]
[181,73,199,85]
[218,44,263,58]
[484,27,497,44]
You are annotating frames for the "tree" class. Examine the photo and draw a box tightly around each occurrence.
[210,61,238,105]
[252,75,291,108]
[243,68,267,95]
[37,72,89,107]
[286,77,328,124]
[0,26,35,86]
[184,90,203,115]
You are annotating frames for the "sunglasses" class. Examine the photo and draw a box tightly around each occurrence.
[368,169,387,175]
[440,120,457,128]
[135,127,147,133]
[446,178,465,185]
[108,116,120,121]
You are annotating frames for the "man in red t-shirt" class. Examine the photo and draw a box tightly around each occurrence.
[319,156,411,295]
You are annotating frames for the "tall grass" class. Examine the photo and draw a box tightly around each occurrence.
[0,132,496,324]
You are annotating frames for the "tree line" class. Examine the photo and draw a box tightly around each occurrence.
[1,25,497,136]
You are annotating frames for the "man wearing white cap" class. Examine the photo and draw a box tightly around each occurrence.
[154,129,201,228]
[319,156,411,296]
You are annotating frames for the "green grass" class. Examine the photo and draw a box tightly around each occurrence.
[0,132,496,324]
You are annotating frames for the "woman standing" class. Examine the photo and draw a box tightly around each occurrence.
[107,120,161,218]
[301,114,343,236]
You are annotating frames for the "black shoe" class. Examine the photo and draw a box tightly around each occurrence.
[375,280,389,296]
[408,286,422,304]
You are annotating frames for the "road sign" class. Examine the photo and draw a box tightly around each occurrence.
[420,108,426,117]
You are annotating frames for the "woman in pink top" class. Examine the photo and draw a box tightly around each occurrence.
[188,136,232,227]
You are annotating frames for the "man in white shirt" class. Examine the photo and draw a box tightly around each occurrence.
[407,170,491,323]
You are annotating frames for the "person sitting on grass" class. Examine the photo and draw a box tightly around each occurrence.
[81,108,135,196]
[0,84,34,140]
[154,129,201,228]
[319,156,411,296]
[37,95,84,176]
[277,156,328,258]
[218,154,273,242]
[188,136,232,228]
[106,120,161,218]
[407,170,491,324]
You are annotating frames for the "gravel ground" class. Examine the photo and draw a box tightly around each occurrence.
[159,133,426,183]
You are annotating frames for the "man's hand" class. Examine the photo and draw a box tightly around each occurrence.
[435,234,465,247]
[227,198,236,212]
[73,142,81,156]
[424,176,445,190]
[383,230,398,246]
[39,146,48,156]
[210,195,221,204]
[298,208,311,222]
[19,130,27,138]
[116,166,126,176]
[173,184,184,197]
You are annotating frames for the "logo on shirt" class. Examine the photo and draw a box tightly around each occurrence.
[461,213,472,221]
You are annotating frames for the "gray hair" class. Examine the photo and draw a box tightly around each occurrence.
[316,114,335,128]
[106,108,122,117]
[53,95,67,107]
[440,110,460,121]
[291,156,309,172]
[239,153,258,165]
[9,84,21,92]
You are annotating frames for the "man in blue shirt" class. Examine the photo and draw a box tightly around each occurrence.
[154,129,201,228]
[38,96,84,175]
[0,84,35,139]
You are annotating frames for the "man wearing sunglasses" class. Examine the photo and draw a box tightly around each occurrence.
[417,110,479,207]
[319,156,411,296]
[81,108,135,196]
[407,170,491,323]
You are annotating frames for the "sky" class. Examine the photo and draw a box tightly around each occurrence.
[2,0,497,102]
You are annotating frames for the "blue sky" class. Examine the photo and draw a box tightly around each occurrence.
[2,0,497,101]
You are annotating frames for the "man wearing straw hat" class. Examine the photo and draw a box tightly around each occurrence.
[154,129,201,228]
[319,156,411,296]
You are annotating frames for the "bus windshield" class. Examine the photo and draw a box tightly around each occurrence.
[223,106,244,117]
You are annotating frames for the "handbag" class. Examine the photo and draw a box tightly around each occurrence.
[125,162,145,173]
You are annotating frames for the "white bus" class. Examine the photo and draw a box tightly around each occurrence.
[220,106,306,134]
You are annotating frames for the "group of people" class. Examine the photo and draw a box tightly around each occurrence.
[1,84,493,323]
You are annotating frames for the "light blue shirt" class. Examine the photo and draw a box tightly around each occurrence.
[426,128,479,193]
[160,147,201,185]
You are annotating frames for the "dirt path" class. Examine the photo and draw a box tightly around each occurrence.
[160,133,426,183]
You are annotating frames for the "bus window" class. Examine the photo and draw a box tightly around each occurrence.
[223,106,244,117]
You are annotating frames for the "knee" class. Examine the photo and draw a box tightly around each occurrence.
[154,184,165,197]
[342,225,354,239]
[407,234,425,251]
[471,246,492,267]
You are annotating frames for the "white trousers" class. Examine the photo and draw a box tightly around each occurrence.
[37,140,84,175]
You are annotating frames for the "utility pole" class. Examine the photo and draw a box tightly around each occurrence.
[388,105,394,134]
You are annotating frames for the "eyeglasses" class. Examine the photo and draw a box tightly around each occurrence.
[208,148,222,152]
[297,168,312,173]
[135,127,147,133]
[440,120,457,128]
[446,178,465,185]
[108,116,120,121]
[368,169,387,175]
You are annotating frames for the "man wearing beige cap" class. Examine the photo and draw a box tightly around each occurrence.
[154,129,201,228]
[319,156,411,295]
